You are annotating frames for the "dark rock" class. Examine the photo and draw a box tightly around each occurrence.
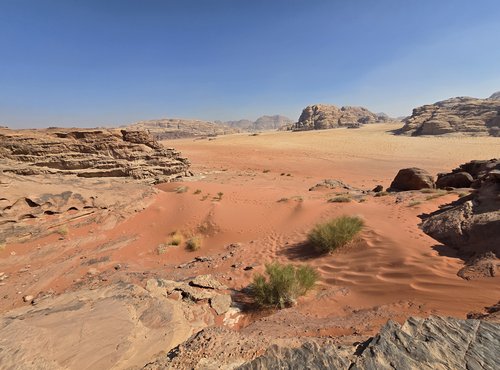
[436,171,473,189]
[390,168,435,191]
[372,185,384,192]
[237,316,500,370]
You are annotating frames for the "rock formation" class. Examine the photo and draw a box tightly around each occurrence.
[0,127,190,183]
[224,115,293,131]
[398,95,500,136]
[421,159,500,278]
[125,118,238,139]
[0,280,223,369]
[238,316,500,370]
[294,104,392,131]
[147,316,500,369]
[390,168,435,191]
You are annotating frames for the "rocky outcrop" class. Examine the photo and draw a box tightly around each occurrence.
[436,158,500,189]
[237,316,500,370]
[390,168,435,191]
[0,127,190,183]
[294,104,392,131]
[126,118,239,139]
[421,160,500,278]
[398,96,500,136]
[0,283,212,370]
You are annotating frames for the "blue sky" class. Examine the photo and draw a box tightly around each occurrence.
[1,0,500,128]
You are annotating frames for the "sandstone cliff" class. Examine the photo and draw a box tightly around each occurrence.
[294,104,392,131]
[398,96,500,136]
[0,127,190,183]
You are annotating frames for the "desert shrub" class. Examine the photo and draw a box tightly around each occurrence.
[214,192,224,201]
[56,226,68,237]
[277,197,289,203]
[193,189,202,195]
[328,196,351,203]
[308,216,364,253]
[186,235,202,251]
[408,200,422,207]
[374,191,389,197]
[251,262,318,308]
[425,190,447,200]
[263,169,270,173]
[175,186,189,193]
[157,244,168,255]
[169,231,184,246]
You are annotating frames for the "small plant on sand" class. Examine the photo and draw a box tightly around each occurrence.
[251,262,319,309]
[308,216,364,253]
[277,197,289,203]
[201,194,210,201]
[174,186,189,194]
[328,195,351,203]
[56,226,68,237]
[424,190,447,201]
[420,188,436,194]
[186,235,203,251]
[0,243,5,251]
[214,192,224,201]
[169,231,184,246]
[408,200,422,207]
[157,244,168,255]
[263,169,270,173]
[374,191,389,197]
[193,189,202,195]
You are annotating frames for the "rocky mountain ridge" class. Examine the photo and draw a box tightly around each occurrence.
[293,104,394,131]
[222,115,293,131]
[398,95,500,136]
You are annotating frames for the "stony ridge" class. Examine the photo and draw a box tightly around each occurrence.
[398,96,500,136]
[238,316,500,370]
[0,127,190,183]
[294,104,393,131]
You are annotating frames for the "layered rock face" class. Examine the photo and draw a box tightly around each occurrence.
[0,128,190,183]
[398,96,500,136]
[294,104,392,131]
[237,316,500,370]
[126,118,238,139]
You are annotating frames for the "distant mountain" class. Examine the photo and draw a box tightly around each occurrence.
[293,104,394,131]
[489,91,500,100]
[124,118,238,140]
[223,115,293,131]
[398,94,500,137]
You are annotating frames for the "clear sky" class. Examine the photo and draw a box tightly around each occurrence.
[1,0,500,128]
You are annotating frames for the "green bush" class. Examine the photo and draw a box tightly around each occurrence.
[251,262,318,308]
[308,216,364,253]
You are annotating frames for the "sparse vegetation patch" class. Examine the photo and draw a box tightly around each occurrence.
[186,235,203,251]
[251,262,318,309]
[308,216,364,253]
[328,196,351,203]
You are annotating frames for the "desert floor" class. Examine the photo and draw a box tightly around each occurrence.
[1,123,499,366]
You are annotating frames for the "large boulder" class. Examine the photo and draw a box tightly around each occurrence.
[398,95,500,137]
[390,168,435,191]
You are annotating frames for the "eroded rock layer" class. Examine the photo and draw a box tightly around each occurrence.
[399,96,500,136]
[294,104,392,131]
[0,127,191,183]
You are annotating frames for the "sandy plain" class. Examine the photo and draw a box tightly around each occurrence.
[1,122,499,368]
